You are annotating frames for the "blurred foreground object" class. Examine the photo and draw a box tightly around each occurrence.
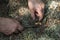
[28,0,45,21]
[0,17,23,35]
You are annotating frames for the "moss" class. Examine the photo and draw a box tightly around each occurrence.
[0,0,60,40]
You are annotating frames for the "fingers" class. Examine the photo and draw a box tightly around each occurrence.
[36,9,44,21]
